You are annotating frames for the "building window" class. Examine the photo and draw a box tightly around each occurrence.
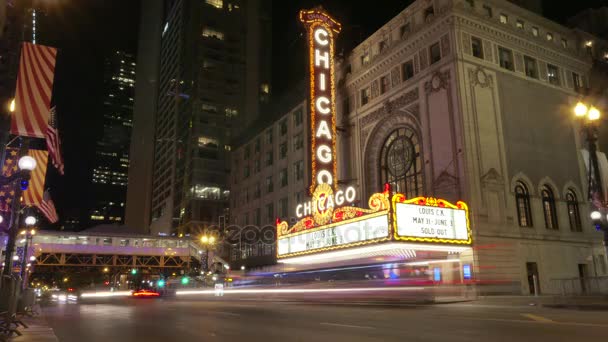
[361,52,370,66]
[585,41,593,55]
[379,40,388,53]
[254,159,260,173]
[471,36,483,59]
[483,5,492,18]
[280,119,288,136]
[380,127,422,198]
[279,142,287,159]
[429,42,441,64]
[499,13,508,24]
[361,87,370,106]
[402,60,414,80]
[523,56,538,79]
[255,208,261,226]
[205,0,223,9]
[424,6,435,21]
[498,47,514,71]
[541,185,558,230]
[516,19,524,29]
[265,150,273,166]
[515,182,533,227]
[572,72,582,92]
[202,27,224,40]
[265,129,273,144]
[280,197,288,218]
[400,22,411,38]
[561,38,568,49]
[546,33,553,42]
[294,133,303,150]
[280,168,288,187]
[254,182,261,199]
[380,75,389,94]
[532,26,539,37]
[244,145,250,159]
[294,160,304,181]
[465,0,474,8]
[266,203,274,223]
[293,108,303,126]
[243,166,250,179]
[254,138,260,153]
[266,176,273,193]
[566,190,582,232]
[547,64,560,86]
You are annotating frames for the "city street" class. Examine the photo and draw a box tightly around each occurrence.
[42,298,608,342]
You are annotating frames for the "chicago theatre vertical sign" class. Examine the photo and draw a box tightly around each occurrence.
[300,9,341,195]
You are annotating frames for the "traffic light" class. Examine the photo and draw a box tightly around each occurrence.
[131,269,137,275]
[181,276,189,285]
[157,279,165,288]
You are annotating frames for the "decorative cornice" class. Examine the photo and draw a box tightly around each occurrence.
[359,88,419,128]
[424,70,450,94]
[468,66,493,89]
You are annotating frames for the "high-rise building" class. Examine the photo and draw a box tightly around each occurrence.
[126,0,164,233]
[89,51,136,226]
[134,0,271,236]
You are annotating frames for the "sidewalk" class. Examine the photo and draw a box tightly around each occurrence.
[465,295,608,310]
[8,311,58,342]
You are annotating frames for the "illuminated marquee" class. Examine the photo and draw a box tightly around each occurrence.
[276,9,472,261]
[300,9,341,194]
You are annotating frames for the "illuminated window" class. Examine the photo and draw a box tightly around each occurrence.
[360,52,370,66]
[402,60,414,80]
[429,42,441,64]
[515,182,532,227]
[202,27,224,40]
[524,56,538,79]
[546,33,553,41]
[547,64,560,86]
[260,83,270,94]
[561,38,568,49]
[205,0,223,9]
[280,168,288,187]
[198,136,219,148]
[516,19,524,29]
[191,185,221,199]
[498,47,514,71]
[499,14,508,24]
[202,103,217,112]
[225,107,237,117]
[380,75,389,94]
[541,185,558,230]
[266,176,273,193]
[483,5,492,18]
[380,127,422,198]
[361,87,370,105]
[566,190,582,232]
[471,36,483,59]
[532,26,539,37]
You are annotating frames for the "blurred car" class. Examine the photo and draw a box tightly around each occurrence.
[132,288,160,298]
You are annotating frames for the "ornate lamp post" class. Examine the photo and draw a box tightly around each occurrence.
[200,234,216,272]
[575,102,608,260]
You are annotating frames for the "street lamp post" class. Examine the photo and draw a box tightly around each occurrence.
[575,102,608,260]
[200,234,216,272]
[19,217,36,289]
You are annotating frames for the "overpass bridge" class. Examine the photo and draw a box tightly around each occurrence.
[21,231,213,273]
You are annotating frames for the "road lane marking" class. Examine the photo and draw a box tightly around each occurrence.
[521,313,555,323]
[216,311,241,317]
[320,322,375,329]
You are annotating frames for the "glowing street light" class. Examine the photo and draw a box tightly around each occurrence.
[591,211,602,220]
[18,156,36,171]
[29,256,36,262]
[24,216,37,226]
[8,98,15,113]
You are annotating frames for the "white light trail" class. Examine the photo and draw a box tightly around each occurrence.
[80,291,133,298]
[176,286,425,296]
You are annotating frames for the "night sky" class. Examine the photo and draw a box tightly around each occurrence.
[40,0,606,230]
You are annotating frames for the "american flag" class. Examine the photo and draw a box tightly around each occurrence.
[46,106,64,175]
[11,42,57,138]
[37,190,58,223]
[23,149,48,206]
